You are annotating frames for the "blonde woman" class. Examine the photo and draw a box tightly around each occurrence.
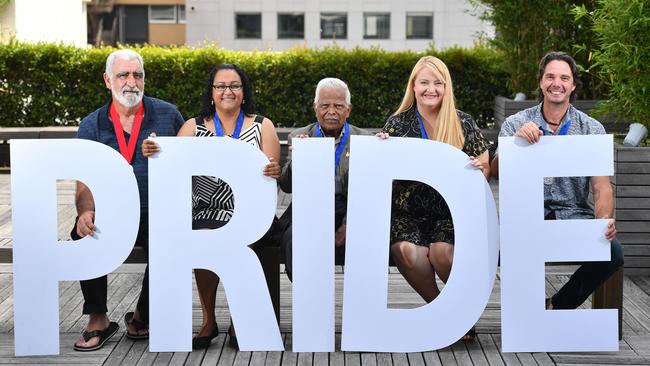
[381,56,489,341]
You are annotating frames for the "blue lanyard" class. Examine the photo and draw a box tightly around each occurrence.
[541,119,572,136]
[315,121,350,171]
[558,119,572,135]
[415,108,429,139]
[213,110,244,138]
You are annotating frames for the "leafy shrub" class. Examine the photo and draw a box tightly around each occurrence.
[0,42,509,128]
[574,0,650,128]
[470,0,604,99]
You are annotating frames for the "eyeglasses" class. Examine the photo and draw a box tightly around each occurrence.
[212,83,243,92]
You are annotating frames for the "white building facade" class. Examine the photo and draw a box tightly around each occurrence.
[0,0,90,46]
[186,0,492,51]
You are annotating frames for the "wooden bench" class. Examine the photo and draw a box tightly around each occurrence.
[263,243,624,339]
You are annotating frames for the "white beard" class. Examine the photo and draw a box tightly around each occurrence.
[112,84,144,108]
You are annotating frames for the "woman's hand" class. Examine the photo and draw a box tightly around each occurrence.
[142,132,160,157]
[376,131,390,140]
[470,152,491,180]
[263,158,281,179]
[469,156,484,170]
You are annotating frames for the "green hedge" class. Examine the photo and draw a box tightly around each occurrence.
[0,42,508,128]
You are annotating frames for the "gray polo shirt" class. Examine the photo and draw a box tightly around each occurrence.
[499,103,606,220]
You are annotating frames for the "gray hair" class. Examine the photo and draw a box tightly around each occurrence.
[105,49,145,77]
[314,77,351,105]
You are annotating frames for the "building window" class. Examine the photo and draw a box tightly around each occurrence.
[320,13,347,39]
[149,5,176,24]
[278,13,304,39]
[364,13,390,39]
[406,13,433,39]
[178,5,186,24]
[119,5,149,45]
[236,13,262,39]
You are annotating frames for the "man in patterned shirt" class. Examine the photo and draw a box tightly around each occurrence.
[492,51,624,309]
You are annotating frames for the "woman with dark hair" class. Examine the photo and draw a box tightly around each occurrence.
[143,63,280,349]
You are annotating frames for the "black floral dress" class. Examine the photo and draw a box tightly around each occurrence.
[383,107,488,246]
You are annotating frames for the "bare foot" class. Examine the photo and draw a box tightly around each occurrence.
[197,321,217,337]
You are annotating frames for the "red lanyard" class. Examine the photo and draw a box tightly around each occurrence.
[109,102,145,164]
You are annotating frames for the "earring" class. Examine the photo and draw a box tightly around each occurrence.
[211,100,214,106]
[242,99,246,105]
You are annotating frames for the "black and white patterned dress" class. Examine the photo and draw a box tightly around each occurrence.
[192,115,264,229]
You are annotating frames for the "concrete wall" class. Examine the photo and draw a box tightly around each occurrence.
[150,23,185,45]
[4,0,89,46]
[0,0,17,43]
[186,0,492,51]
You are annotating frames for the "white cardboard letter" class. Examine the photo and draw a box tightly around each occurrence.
[499,135,617,352]
[148,137,283,352]
[11,139,140,356]
[341,136,499,352]
[292,138,335,351]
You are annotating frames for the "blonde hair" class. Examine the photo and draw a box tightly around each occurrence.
[393,56,464,149]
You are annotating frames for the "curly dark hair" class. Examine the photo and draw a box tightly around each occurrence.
[536,51,581,103]
[196,64,256,122]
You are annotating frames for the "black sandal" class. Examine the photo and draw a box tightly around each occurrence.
[124,312,149,340]
[73,321,119,352]
[192,323,219,349]
[228,323,239,350]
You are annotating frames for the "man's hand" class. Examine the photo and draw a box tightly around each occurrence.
[76,211,96,238]
[335,223,346,247]
[514,122,543,144]
[288,134,309,151]
[604,218,617,241]
[375,131,390,140]
[142,132,160,157]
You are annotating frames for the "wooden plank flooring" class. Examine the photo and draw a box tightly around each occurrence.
[0,176,649,365]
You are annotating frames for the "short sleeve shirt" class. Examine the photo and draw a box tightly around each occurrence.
[499,103,606,219]
[77,96,184,210]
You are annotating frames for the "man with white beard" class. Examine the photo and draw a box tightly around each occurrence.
[72,49,184,351]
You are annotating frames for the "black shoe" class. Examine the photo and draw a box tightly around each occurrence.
[192,324,219,349]
[228,323,239,350]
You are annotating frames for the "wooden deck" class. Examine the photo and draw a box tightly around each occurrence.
[0,176,649,365]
